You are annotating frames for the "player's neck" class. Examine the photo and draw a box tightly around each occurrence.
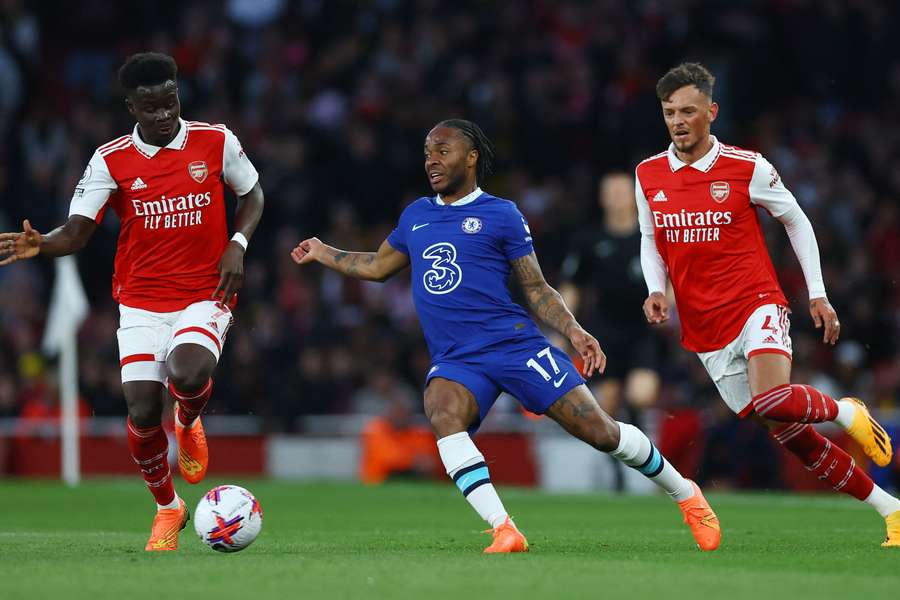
[439,181,478,205]
[674,135,713,166]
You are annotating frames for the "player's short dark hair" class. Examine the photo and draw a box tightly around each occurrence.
[656,63,715,101]
[436,119,495,183]
[118,52,178,94]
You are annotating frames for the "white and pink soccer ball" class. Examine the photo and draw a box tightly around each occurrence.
[194,484,263,552]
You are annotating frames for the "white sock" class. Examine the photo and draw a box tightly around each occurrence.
[610,422,695,502]
[864,485,900,518]
[157,493,180,511]
[437,431,509,528]
[834,399,856,429]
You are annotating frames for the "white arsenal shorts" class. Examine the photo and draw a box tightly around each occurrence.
[117,300,233,383]
[696,304,792,417]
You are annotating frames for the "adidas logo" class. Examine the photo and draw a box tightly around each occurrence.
[130,177,148,191]
[762,335,778,344]
[652,190,668,202]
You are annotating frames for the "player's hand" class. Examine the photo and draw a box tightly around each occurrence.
[643,291,669,324]
[810,297,840,345]
[568,325,607,378]
[290,237,325,265]
[213,241,244,305]
[0,220,41,266]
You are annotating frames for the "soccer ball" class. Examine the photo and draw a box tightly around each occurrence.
[194,484,263,552]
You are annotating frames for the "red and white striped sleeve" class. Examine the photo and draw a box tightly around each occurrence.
[69,150,117,221]
[750,154,826,300]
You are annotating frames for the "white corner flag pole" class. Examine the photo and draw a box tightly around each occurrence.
[42,256,89,487]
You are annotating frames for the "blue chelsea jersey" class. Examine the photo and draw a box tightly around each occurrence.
[387,189,543,360]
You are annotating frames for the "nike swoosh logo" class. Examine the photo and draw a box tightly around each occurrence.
[553,373,569,388]
[412,223,430,231]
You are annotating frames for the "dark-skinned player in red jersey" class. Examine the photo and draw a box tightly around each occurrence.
[0,53,264,551]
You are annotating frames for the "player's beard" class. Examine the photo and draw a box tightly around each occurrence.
[434,170,466,197]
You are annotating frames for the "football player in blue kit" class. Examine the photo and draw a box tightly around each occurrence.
[291,119,720,553]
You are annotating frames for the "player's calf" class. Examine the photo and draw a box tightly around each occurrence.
[751,383,840,422]
[756,385,893,466]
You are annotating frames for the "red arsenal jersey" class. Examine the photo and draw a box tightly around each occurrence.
[635,136,794,352]
[69,119,258,312]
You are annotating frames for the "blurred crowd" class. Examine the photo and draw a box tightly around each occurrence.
[0,1,898,486]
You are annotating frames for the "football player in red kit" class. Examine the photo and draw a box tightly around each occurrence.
[0,53,264,550]
[635,62,897,547]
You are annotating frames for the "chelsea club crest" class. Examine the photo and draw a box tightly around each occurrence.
[461,217,482,234]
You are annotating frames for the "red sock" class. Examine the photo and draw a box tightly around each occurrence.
[772,423,874,500]
[752,384,838,422]
[169,378,212,427]
[126,417,175,506]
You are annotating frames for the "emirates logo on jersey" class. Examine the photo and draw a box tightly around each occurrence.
[710,181,730,203]
[188,161,208,183]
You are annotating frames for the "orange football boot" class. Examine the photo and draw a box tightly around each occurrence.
[175,405,208,484]
[145,498,190,551]
[483,517,529,553]
[883,510,900,548]
[677,480,721,551]
[844,397,893,467]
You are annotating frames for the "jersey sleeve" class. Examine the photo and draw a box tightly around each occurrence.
[750,155,826,299]
[386,203,411,255]
[222,127,259,196]
[748,153,798,217]
[635,171,668,294]
[386,226,409,255]
[69,151,117,221]
[502,203,535,260]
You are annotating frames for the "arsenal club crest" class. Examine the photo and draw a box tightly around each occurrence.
[188,160,208,183]
[709,181,730,203]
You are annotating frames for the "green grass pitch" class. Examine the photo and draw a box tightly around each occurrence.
[1,479,896,599]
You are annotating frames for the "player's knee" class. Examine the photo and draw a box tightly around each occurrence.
[166,358,210,393]
[424,394,471,437]
[426,406,470,438]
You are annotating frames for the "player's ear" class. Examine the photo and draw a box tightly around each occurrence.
[468,148,478,169]
[709,101,719,122]
[125,97,136,118]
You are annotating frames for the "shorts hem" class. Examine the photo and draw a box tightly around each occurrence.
[747,348,792,361]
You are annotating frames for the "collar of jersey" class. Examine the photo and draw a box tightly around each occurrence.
[435,186,483,206]
[131,118,188,158]
[667,135,720,173]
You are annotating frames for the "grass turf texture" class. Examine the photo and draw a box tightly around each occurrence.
[1,480,896,599]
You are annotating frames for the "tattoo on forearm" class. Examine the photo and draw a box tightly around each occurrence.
[511,254,577,335]
[330,250,376,278]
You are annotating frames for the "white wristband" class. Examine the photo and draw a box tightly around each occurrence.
[231,232,248,251]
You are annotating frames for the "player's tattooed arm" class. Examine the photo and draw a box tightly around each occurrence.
[0,216,96,265]
[511,252,607,376]
[511,252,579,335]
[291,237,409,282]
